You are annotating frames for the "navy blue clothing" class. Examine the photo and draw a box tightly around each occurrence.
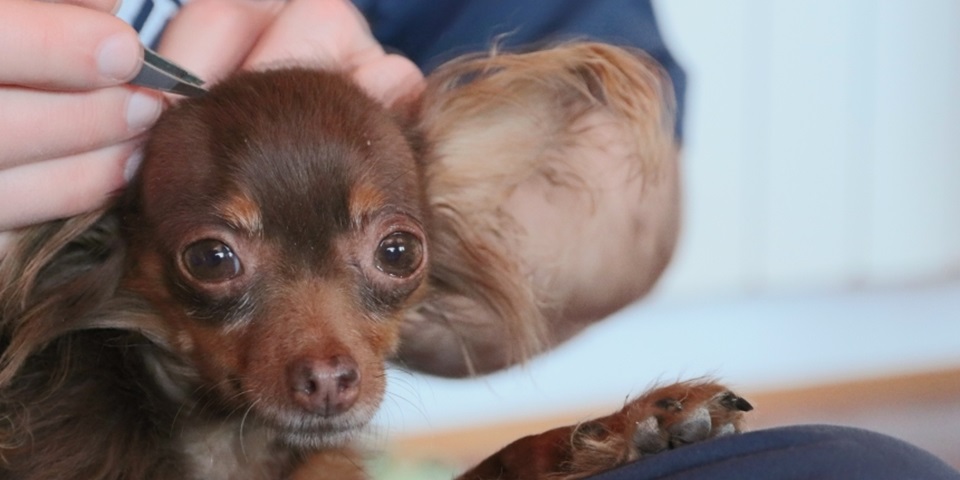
[591,425,960,480]
[351,0,686,139]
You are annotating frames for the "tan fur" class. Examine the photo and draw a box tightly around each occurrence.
[400,43,680,375]
[217,191,264,236]
[348,183,389,220]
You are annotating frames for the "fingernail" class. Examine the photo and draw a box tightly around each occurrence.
[124,148,144,182]
[126,91,163,133]
[97,32,142,81]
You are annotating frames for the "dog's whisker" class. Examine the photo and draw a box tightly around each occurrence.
[381,391,429,425]
[239,398,261,460]
[170,400,192,432]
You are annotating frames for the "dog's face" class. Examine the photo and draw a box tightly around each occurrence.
[121,69,427,447]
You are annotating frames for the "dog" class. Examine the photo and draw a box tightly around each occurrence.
[0,43,750,479]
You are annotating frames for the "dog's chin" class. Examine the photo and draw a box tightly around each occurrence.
[257,405,378,450]
[277,426,361,450]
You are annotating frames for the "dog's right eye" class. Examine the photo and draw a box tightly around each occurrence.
[182,239,242,282]
[374,231,424,278]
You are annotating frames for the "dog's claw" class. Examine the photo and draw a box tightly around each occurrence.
[718,391,754,412]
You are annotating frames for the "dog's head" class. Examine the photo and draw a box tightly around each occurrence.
[121,69,428,447]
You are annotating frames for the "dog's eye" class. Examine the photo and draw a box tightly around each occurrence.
[183,239,242,282]
[374,231,423,277]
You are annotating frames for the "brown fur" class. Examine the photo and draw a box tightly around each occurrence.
[0,43,687,479]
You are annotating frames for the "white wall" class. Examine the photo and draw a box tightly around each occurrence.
[654,0,960,300]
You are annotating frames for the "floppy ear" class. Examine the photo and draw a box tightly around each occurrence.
[398,43,680,376]
[0,209,165,385]
[0,212,113,382]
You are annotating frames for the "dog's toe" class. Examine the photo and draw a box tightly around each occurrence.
[667,406,712,446]
[625,381,753,457]
[632,416,668,454]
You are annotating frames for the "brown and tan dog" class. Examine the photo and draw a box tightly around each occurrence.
[0,43,749,480]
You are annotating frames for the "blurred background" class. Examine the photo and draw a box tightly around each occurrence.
[371,1,960,476]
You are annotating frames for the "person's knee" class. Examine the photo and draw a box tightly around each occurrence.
[748,425,960,480]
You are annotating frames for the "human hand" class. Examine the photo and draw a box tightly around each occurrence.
[158,0,425,106]
[0,0,164,251]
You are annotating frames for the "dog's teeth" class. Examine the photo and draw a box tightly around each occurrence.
[633,416,667,454]
[668,407,711,445]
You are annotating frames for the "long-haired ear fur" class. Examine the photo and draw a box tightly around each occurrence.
[399,43,678,376]
[0,211,181,477]
[0,210,153,386]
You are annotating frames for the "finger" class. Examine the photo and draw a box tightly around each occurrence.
[158,0,282,84]
[41,0,121,14]
[243,0,383,71]
[351,54,425,107]
[0,141,141,231]
[0,1,142,88]
[0,86,163,169]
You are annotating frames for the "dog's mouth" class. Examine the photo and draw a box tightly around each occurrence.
[275,422,364,449]
[250,402,380,449]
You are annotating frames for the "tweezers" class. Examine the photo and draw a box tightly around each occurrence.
[129,46,207,97]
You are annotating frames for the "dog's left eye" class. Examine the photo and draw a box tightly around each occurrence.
[374,231,423,278]
[182,239,242,282]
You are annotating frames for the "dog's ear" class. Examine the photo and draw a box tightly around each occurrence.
[397,43,680,376]
[0,210,146,384]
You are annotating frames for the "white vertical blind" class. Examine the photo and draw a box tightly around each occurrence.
[654,0,960,299]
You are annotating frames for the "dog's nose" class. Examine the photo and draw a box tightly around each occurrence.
[287,355,360,416]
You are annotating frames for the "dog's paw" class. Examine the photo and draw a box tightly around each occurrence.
[458,380,752,480]
[565,380,752,477]
[624,380,753,454]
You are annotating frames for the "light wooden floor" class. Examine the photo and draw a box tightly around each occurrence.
[386,368,960,470]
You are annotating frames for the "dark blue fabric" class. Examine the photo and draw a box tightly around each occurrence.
[588,425,960,480]
[351,0,686,139]
[130,0,154,32]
